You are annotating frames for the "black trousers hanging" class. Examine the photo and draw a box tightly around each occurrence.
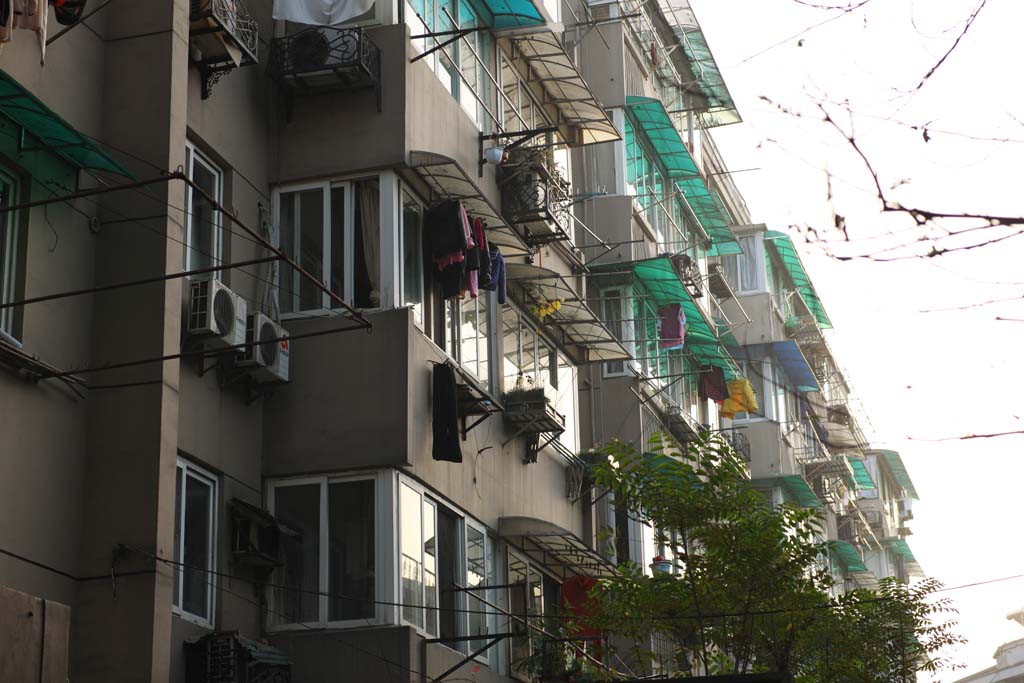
[432,363,463,463]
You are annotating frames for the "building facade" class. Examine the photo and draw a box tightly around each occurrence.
[0,0,922,681]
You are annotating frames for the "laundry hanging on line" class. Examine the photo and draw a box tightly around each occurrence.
[431,362,463,463]
[698,366,728,403]
[658,303,686,350]
[272,0,374,26]
[0,0,49,66]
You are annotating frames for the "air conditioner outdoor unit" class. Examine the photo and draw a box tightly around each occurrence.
[188,278,247,348]
[238,311,289,383]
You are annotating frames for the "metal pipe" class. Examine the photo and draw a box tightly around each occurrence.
[0,255,279,310]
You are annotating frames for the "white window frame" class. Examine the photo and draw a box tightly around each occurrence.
[266,471,393,630]
[184,142,223,275]
[0,166,20,340]
[598,287,635,378]
[274,172,397,316]
[724,233,767,294]
[172,457,219,628]
[398,475,499,665]
[446,293,492,388]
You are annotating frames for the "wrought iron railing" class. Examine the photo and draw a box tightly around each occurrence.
[500,148,573,246]
[269,27,382,106]
[722,428,750,461]
[189,0,260,99]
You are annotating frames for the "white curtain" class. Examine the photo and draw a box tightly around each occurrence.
[273,0,376,25]
[358,179,381,307]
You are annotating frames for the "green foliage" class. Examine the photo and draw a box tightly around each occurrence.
[585,432,963,682]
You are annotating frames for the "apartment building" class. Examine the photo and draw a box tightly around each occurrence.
[0,0,922,682]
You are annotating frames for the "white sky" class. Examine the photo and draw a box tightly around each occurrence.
[688,0,1024,677]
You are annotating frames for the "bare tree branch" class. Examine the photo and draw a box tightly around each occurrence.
[913,0,989,92]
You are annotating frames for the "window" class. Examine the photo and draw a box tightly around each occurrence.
[508,550,563,678]
[501,304,557,393]
[406,0,495,130]
[0,168,21,339]
[402,191,425,326]
[721,234,764,293]
[173,458,218,626]
[185,143,223,274]
[268,476,377,627]
[400,479,498,658]
[276,178,381,313]
[445,295,490,387]
[598,287,635,377]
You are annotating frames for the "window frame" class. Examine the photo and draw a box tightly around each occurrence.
[274,174,391,316]
[597,286,635,378]
[0,165,22,341]
[400,188,426,328]
[266,471,392,631]
[398,475,499,664]
[445,293,492,389]
[172,457,219,628]
[184,142,224,276]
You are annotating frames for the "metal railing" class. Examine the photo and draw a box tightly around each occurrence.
[500,148,573,246]
[269,27,382,96]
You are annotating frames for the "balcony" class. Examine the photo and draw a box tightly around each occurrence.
[502,387,566,464]
[269,27,382,109]
[189,0,259,100]
[500,147,573,246]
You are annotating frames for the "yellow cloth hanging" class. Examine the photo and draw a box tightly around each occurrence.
[720,378,758,418]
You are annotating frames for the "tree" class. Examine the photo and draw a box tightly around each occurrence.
[583,433,963,682]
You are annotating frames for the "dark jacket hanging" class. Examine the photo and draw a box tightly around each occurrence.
[698,366,728,402]
[432,363,463,463]
[426,200,466,261]
[482,245,506,304]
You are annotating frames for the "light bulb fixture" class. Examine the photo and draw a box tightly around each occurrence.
[482,145,506,165]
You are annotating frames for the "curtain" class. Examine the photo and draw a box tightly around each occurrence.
[357,179,381,307]
[273,0,375,25]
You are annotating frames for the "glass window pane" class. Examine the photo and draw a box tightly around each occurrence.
[279,192,297,314]
[402,193,424,322]
[508,552,530,671]
[423,501,437,636]
[502,305,520,392]
[477,296,489,389]
[328,479,376,621]
[460,298,479,379]
[299,189,325,311]
[275,483,321,624]
[0,175,17,335]
[520,324,536,387]
[401,484,424,628]
[182,473,213,620]
[353,179,381,308]
[331,187,346,305]
[466,526,487,650]
[172,466,183,607]
[188,155,219,272]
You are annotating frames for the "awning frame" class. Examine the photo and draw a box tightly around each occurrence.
[498,516,617,580]
[407,150,531,256]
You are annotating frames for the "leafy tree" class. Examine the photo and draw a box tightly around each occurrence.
[583,433,963,682]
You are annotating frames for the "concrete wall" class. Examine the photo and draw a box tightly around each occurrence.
[0,585,71,682]
[744,419,800,480]
[721,292,787,347]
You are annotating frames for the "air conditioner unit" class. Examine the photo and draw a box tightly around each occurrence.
[862,510,884,527]
[188,278,247,348]
[238,311,289,383]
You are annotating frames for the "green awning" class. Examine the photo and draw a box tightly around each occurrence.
[0,70,133,177]
[624,96,740,256]
[653,0,740,127]
[477,0,544,29]
[763,230,831,329]
[754,475,822,509]
[600,256,741,379]
[847,458,876,491]
[831,540,867,573]
[874,449,919,500]
[887,539,925,577]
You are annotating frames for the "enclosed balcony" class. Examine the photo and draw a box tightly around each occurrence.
[269,26,382,107]
[500,147,573,246]
[189,0,260,99]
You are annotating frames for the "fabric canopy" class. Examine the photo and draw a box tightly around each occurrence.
[624,97,741,256]
[831,540,868,573]
[595,256,741,379]
[502,31,619,145]
[875,449,920,500]
[408,151,529,256]
[763,230,831,329]
[0,70,133,177]
[652,0,740,127]
[755,475,822,509]
[887,539,925,577]
[740,341,819,393]
[504,262,631,363]
[847,457,876,490]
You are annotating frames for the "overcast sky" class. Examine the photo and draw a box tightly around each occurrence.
[689,0,1024,676]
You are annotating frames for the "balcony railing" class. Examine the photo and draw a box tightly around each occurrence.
[500,148,573,247]
[269,27,382,109]
[189,0,260,99]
